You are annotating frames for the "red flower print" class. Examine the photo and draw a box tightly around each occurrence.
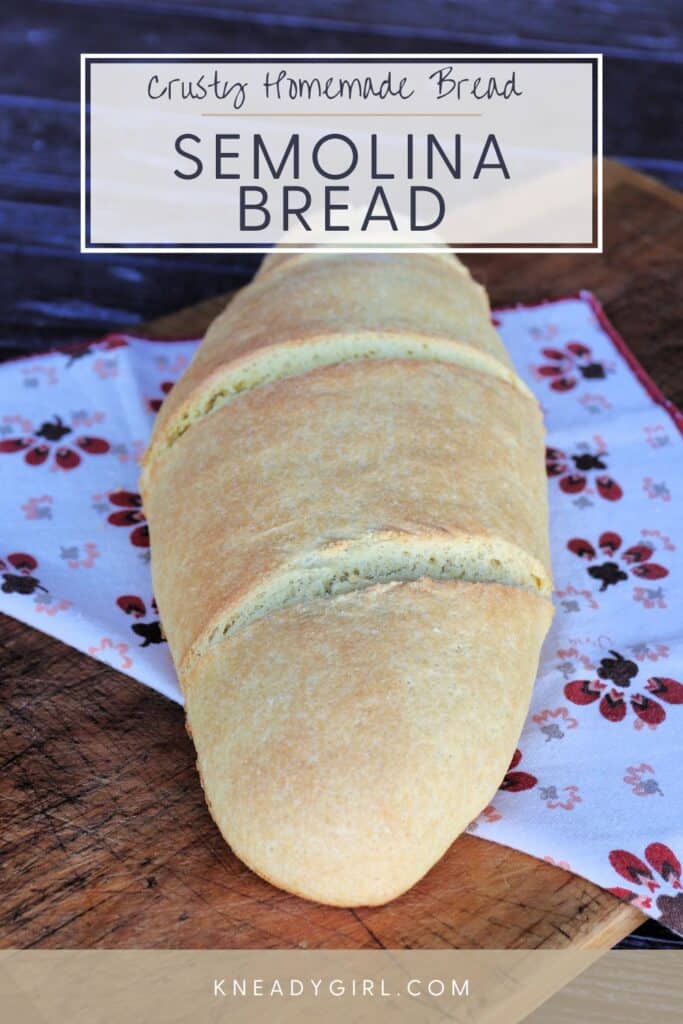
[623,763,662,798]
[579,393,612,414]
[499,749,537,792]
[546,443,622,502]
[643,477,671,503]
[539,784,581,811]
[107,491,149,548]
[535,341,607,392]
[0,551,47,596]
[567,530,669,598]
[628,641,670,663]
[148,381,173,413]
[644,424,670,450]
[0,415,110,470]
[608,843,683,933]
[565,649,682,729]
[116,594,165,647]
[598,649,638,687]
[532,706,579,740]
[645,677,683,705]
[555,584,599,614]
[87,637,133,672]
[498,750,581,810]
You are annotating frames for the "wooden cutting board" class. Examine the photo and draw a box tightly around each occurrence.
[1,161,681,951]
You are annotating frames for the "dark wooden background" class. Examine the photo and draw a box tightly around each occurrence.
[2,0,682,361]
[1,0,681,949]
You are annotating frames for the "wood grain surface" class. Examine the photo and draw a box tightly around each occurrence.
[1,162,681,951]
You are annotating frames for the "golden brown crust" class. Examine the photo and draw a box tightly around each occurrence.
[143,359,550,670]
[142,329,533,471]
[255,249,471,282]
[184,579,553,906]
[149,254,515,453]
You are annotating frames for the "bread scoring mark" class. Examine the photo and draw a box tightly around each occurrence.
[178,530,552,677]
[143,332,534,469]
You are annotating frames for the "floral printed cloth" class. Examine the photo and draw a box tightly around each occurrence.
[1,292,681,934]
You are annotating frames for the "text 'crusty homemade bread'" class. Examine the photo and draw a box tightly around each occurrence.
[141,252,553,907]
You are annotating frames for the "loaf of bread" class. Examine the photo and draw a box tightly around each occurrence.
[140,252,553,907]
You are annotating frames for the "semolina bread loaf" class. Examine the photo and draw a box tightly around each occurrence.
[141,251,553,906]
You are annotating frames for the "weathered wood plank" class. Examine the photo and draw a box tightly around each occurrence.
[28,0,683,57]
[0,247,258,359]
[0,94,80,203]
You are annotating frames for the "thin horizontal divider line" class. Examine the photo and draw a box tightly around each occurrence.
[199,112,483,117]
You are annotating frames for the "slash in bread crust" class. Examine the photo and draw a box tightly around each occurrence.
[143,359,550,670]
[144,331,533,459]
[148,254,519,457]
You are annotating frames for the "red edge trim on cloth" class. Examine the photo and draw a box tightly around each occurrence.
[582,290,683,437]
[494,290,683,437]
[4,292,682,437]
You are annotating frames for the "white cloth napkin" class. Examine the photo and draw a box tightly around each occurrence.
[1,292,681,934]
